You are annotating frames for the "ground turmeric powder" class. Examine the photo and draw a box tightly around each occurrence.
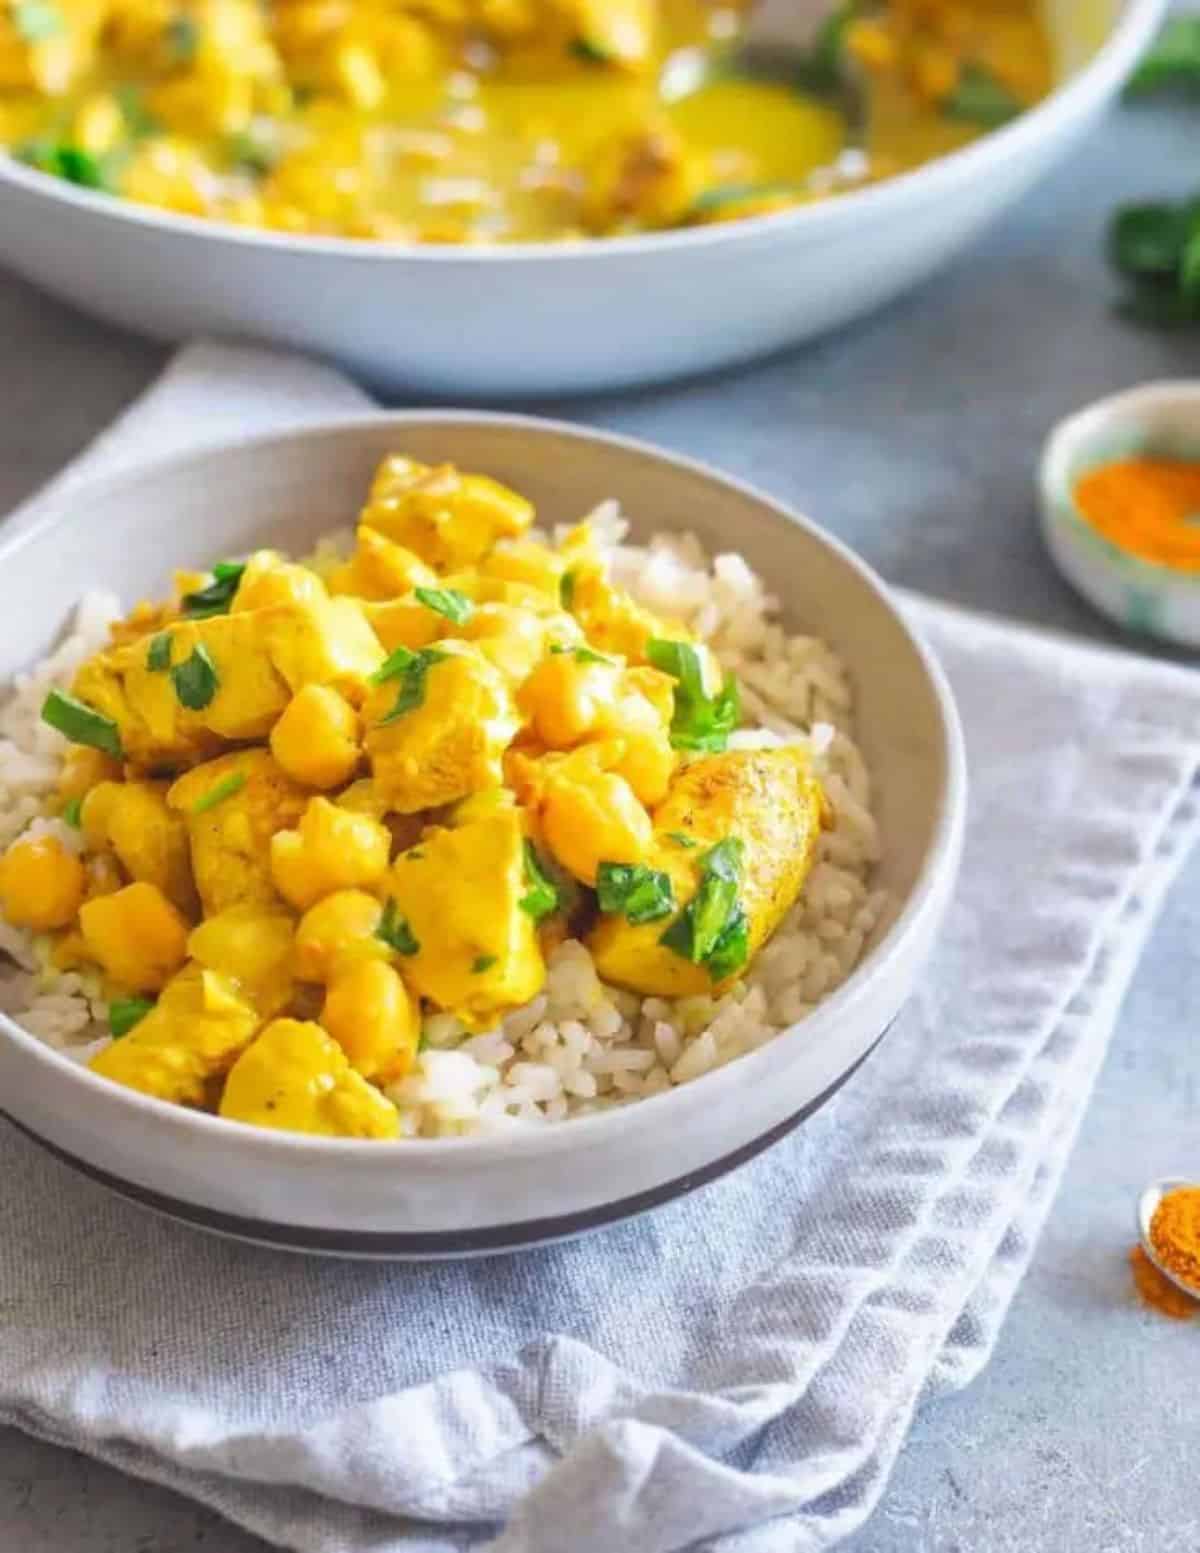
[1074,456,1200,569]
[1129,1246,1196,1321]
[1149,1185,1200,1292]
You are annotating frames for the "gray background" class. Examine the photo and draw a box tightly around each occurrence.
[2,87,1198,1553]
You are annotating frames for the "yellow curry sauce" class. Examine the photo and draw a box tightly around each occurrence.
[0,0,1052,242]
[0,454,827,1137]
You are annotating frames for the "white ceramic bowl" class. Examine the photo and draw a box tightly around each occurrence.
[0,0,1163,398]
[1040,381,1200,648]
[0,415,965,1257]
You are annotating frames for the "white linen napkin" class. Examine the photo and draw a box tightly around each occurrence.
[2,342,1199,1553]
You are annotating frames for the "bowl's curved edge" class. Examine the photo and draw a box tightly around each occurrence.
[2,1022,892,1259]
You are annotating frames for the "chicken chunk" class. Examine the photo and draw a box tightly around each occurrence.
[167,750,310,916]
[328,526,438,601]
[73,597,382,769]
[386,806,545,1028]
[364,641,520,812]
[563,559,686,664]
[90,964,261,1106]
[359,455,534,572]
[218,1019,400,1138]
[80,779,196,915]
[588,747,827,996]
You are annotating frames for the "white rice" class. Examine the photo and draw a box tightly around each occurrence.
[0,517,885,1138]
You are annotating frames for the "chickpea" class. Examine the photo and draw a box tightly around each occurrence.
[271,797,391,912]
[540,762,651,886]
[79,882,188,992]
[322,958,418,1082]
[294,889,389,982]
[270,685,361,790]
[0,834,85,932]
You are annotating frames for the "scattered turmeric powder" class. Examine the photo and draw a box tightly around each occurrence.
[1074,456,1200,569]
[1149,1185,1200,1292]
[1129,1246,1196,1321]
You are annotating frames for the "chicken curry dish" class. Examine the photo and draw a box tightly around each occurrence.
[0,0,1053,242]
[0,454,840,1138]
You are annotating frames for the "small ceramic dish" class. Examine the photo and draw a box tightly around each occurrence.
[1039,381,1200,648]
[0,415,966,1258]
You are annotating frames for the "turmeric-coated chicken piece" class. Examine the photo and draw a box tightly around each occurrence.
[563,558,687,665]
[327,526,438,601]
[359,455,534,572]
[90,963,261,1106]
[588,747,827,997]
[167,750,310,916]
[364,640,520,812]
[218,1019,401,1138]
[386,805,545,1028]
[73,593,382,769]
[80,779,196,915]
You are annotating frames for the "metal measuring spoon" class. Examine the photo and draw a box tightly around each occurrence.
[1136,1177,1200,1304]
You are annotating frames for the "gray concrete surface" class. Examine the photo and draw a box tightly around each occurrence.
[2,88,1199,1553]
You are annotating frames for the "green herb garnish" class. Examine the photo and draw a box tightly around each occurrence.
[166,12,199,62]
[414,586,473,625]
[226,130,276,177]
[41,690,122,758]
[373,646,447,724]
[665,830,698,849]
[560,570,577,610]
[190,770,245,816]
[596,862,675,925]
[376,897,419,955]
[659,837,746,978]
[1125,17,1200,99]
[795,1,855,93]
[549,643,612,665]
[170,643,219,711]
[943,64,1021,129]
[520,840,559,922]
[17,140,111,190]
[1108,198,1200,328]
[109,997,154,1038]
[645,638,740,753]
[181,561,245,619]
[471,954,497,974]
[115,84,159,138]
[570,35,610,64]
[704,905,750,980]
[689,183,805,219]
[146,632,173,672]
[13,1,62,41]
[62,796,83,828]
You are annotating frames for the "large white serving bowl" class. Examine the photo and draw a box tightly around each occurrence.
[0,0,1163,398]
[0,415,965,1257]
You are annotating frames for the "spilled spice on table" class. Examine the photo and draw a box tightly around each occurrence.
[1129,1246,1196,1320]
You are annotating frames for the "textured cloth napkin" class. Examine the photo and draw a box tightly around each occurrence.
[3,342,1200,1553]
